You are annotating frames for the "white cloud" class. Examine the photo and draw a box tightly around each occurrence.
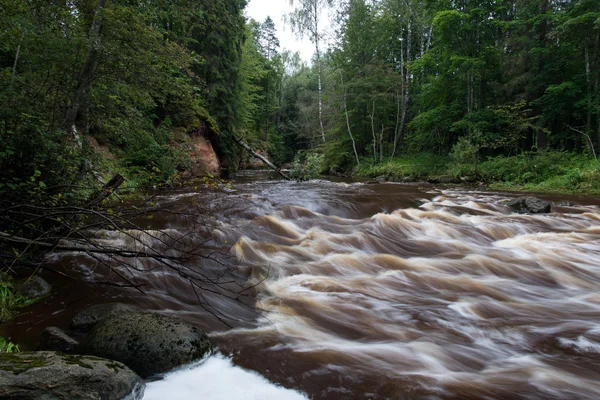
[244,0,315,62]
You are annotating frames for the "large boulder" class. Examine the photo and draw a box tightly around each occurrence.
[38,327,79,353]
[506,197,552,214]
[71,303,138,332]
[17,276,51,299]
[79,312,212,378]
[0,351,144,400]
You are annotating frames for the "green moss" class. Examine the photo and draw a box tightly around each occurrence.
[62,355,96,370]
[0,353,48,375]
[105,361,125,373]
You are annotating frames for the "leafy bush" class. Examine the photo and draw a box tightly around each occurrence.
[478,151,577,184]
[290,151,325,181]
[0,337,20,353]
[0,278,34,323]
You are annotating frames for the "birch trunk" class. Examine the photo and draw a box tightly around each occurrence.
[585,42,592,137]
[340,71,360,165]
[393,21,412,156]
[371,100,377,160]
[315,1,326,143]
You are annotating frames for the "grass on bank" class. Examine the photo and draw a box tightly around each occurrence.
[354,154,451,181]
[354,151,600,194]
[0,278,36,323]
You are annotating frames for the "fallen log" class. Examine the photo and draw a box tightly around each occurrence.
[86,174,125,207]
[233,136,291,180]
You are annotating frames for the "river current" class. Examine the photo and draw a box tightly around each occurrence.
[6,171,600,399]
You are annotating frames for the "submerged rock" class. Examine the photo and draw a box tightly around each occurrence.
[38,326,79,353]
[17,276,51,299]
[79,312,212,378]
[506,197,552,214]
[71,303,138,332]
[0,351,144,400]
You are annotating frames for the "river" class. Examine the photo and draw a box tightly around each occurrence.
[6,171,600,399]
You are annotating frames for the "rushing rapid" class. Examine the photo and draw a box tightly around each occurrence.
[6,173,600,399]
[211,184,600,399]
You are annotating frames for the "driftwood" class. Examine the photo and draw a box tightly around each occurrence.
[233,136,291,180]
[86,174,125,207]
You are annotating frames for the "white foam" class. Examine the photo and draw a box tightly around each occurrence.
[143,354,308,400]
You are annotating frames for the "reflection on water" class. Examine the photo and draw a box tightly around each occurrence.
[6,172,600,399]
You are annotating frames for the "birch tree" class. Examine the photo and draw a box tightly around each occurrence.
[287,0,333,143]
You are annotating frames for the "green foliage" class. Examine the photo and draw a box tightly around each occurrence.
[290,151,326,181]
[355,154,450,180]
[0,337,20,353]
[450,137,479,171]
[0,0,252,204]
[479,151,588,185]
[0,277,34,324]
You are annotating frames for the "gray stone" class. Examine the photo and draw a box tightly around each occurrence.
[38,327,78,353]
[506,197,552,214]
[0,351,144,400]
[17,276,51,299]
[79,312,212,378]
[71,303,138,332]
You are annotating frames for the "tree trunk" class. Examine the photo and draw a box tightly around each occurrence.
[393,21,411,156]
[379,126,384,163]
[86,174,125,208]
[10,32,25,88]
[314,1,326,143]
[340,71,360,166]
[594,28,600,148]
[585,41,592,137]
[371,100,377,160]
[316,46,326,143]
[234,136,291,180]
[265,73,270,141]
[64,0,109,137]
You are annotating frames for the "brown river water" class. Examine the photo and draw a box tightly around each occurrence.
[5,171,600,399]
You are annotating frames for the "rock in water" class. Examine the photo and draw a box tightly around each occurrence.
[0,351,144,400]
[79,312,212,378]
[17,276,51,299]
[38,327,79,353]
[71,303,138,332]
[506,197,551,214]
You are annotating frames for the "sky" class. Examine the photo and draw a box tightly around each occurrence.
[244,0,315,62]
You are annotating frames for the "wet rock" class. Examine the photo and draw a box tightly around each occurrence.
[79,312,212,378]
[39,327,78,353]
[0,351,144,400]
[506,197,552,214]
[399,176,417,183]
[375,175,388,183]
[17,276,51,299]
[71,303,138,332]
[557,200,575,207]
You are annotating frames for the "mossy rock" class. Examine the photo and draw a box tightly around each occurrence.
[71,303,139,332]
[79,312,212,378]
[0,351,144,399]
[17,276,51,299]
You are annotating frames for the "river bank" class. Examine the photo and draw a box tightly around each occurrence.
[353,151,600,195]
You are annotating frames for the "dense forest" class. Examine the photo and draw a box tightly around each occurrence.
[2,0,600,199]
